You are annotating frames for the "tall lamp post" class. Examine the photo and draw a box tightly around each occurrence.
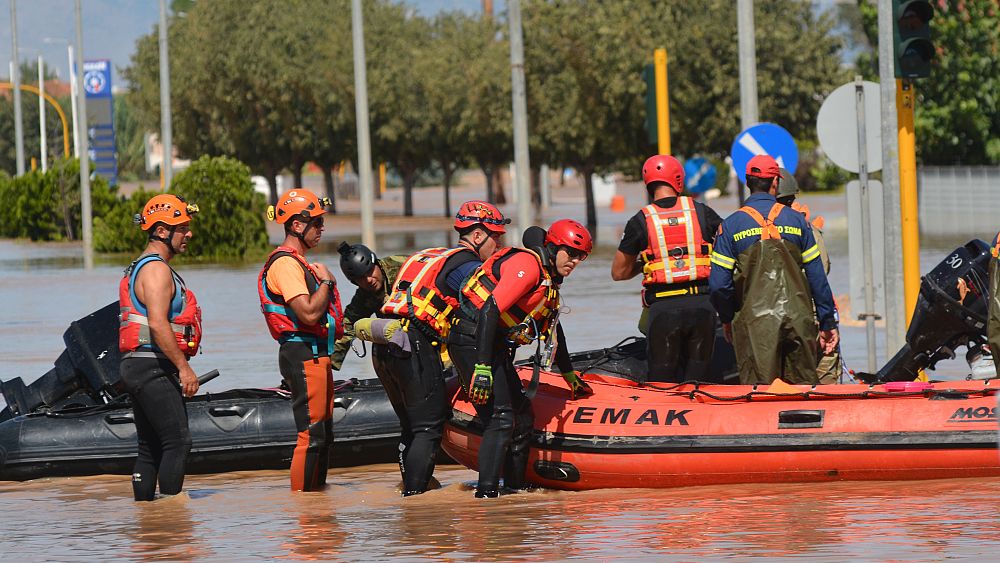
[43,37,80,159]
[74,0,93,269]
[17,47,46,172]
[9,0,25,175]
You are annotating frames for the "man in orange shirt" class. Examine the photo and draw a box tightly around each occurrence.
[258,189,343,491]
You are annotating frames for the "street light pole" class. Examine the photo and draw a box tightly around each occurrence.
[75,0,93,269]
[508,0,531,243]
[351,0,375,248]
[158,0,173,189]
[10,0,25,176]
[38,55,47,171]
[42,37,80,158]
[736,0,759,206]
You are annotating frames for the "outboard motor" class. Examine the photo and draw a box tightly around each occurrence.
[864,240,991,383]
[0,302,123,420]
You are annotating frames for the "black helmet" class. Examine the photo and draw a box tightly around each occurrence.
[338,241,377,281]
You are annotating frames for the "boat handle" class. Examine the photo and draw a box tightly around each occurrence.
[778,409,825,429]
[334,397,354,410]
[105,413,134,424]
[208,406,247,417]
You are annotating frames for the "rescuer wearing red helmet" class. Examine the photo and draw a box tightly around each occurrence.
[611,155,724,383]
[360,200,508,496]
[258,188,344,491]
[449,219,595,498]
[119,193,202,501]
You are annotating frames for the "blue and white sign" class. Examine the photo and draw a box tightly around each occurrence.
[683,157,717,194]
[730,122,798,184]
[82,60,111,97]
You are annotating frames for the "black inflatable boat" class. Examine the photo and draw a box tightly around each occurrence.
[0,303,402,481]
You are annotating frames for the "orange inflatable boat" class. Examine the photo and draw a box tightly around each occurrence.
[442,369,1000,490]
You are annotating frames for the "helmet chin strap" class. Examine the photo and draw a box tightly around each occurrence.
[150,226,181,256]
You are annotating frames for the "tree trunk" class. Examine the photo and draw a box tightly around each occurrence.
[492,167,506,204]
[403,170,416,216]
[483,166,494,204]
[266,169,280,205]
[442,166,453,218]
[321,165,337,214]
[530,165,541,208]
[582,165,597,234]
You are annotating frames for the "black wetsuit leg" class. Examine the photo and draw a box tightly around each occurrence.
[646,295,716,383]
[371,343,411,480]
[374,328,448,495]
[121,357,192,502]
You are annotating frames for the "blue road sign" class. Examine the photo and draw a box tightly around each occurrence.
[730,122,798,184]
[683,157,717,194]
[84,59,117,185]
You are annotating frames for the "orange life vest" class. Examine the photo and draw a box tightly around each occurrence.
[258,246,344,351]
[639,198,712,286]
[460,247,560,346]
[791,201,825,230]
[381,246,478,339]
[119,254,202,358]
[739,203,785,240]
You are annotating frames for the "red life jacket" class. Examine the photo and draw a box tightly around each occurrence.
[460,247,560,346]
[258,247,344,351]
[119,254,202,358]
[381,247,478,339]
[640,197,712,287]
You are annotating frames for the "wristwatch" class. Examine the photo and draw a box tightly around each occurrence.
[321,280,335,289]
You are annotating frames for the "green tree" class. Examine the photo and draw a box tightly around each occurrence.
[115,95,154,181]
[856,0,1000,164]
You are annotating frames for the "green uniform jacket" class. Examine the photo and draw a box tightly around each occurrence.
[331,255,407,370]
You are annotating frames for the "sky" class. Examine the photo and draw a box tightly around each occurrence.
[0,1,848,89]
[0,0,483,87]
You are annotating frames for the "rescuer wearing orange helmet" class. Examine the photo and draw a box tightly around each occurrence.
[449,219,595,497]
[611,155,724,383]
[257,188,344,492]
[365,200,508,495]
[119,193,202,501]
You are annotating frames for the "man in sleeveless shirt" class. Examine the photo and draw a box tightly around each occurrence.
[709,155,839,385]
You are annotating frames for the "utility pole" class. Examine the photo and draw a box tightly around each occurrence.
[878,0,905,354]
[736,0,758,206]
[75,0,93,269]
[158,0,173,189]
[508,0,531,242]
[10,0,25,176]
[351,0,375,248]
[38,55,47,171]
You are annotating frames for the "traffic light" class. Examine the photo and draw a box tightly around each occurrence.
[642,63,657,145]
[892,0,935,79]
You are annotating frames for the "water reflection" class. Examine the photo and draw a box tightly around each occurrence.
[130,494,210,560]
[278,496,344,561]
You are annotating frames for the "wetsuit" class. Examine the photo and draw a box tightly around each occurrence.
[259,249,343,491]
[620,196,723,382]
[449,249,573,495]
[377,247,481,495]
[118,254,199,501]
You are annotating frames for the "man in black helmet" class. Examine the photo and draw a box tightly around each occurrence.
[331,242,407,371]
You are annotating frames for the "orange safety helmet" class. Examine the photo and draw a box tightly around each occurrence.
[268,189,331,224]
[135,194,199,231]
[641,154,684,192]
[545,219,593,253]
[454,200,510,234]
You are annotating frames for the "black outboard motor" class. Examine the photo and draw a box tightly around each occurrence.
[866,240,991,383]
[0,302,123,420]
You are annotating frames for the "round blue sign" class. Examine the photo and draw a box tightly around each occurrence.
[83,70,107,95]
[730,122,798,184]
[683,157,717,194]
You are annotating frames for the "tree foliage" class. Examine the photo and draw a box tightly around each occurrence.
[857,0,1000,164]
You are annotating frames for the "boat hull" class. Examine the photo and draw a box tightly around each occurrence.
[0,381,401,481]
[442,372,1000,490]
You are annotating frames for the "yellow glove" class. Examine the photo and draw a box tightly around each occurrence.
[561,370,594,400]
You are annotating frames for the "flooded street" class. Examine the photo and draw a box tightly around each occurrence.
[1,205,998,559]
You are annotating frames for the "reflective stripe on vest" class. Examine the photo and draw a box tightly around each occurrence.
[381,247,473,338]
[640,197,712,285]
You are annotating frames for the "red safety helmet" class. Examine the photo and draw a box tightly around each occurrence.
[641,154,684,192]
[454,200,510,234]
[135,194,198,231]
[269,189,331,224]
[545,219,593,254]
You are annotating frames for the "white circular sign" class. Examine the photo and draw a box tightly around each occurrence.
[816,81,882,173]
[83,70,107,95]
